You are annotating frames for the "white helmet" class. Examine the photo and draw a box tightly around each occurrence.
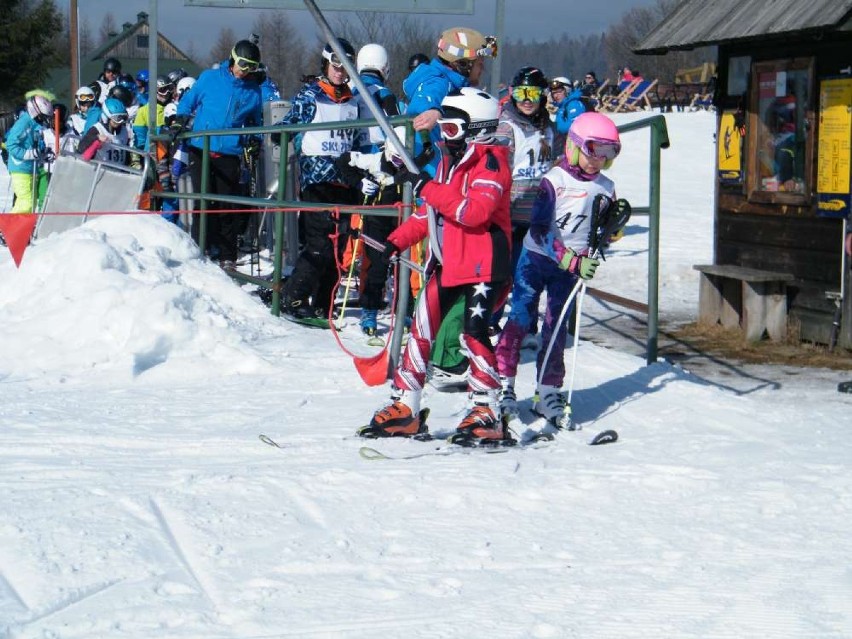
[383,126,408,164]
[356,43,390,81]
[438,87,499,142]
[26,94,54,126]
[75,85,96,111]
[176,76,196,101]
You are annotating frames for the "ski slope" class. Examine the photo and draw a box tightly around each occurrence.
[1,112,851,638]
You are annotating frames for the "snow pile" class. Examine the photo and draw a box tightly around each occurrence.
[0,215,288,382]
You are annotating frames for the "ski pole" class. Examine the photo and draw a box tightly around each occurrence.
[536,275,585,391]
[358,231,425,274]
[566,280,587,405]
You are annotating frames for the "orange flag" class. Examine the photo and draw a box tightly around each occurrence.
[0,214,37,267]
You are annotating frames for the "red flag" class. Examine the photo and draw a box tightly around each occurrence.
[0,214,37,267]
[353,349,390,387]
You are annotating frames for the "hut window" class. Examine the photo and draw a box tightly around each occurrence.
[137,34,149,48]
[748,58,814,205]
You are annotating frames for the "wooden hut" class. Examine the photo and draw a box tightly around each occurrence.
[47,12,204,103]
[635,0,852,349]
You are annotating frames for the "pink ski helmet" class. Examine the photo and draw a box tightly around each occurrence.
[567,111,621,168]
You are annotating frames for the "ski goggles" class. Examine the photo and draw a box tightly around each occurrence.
[572,135,621,161]
[437,117,467,141]
[322,49,352,69]
[231,48,260,72]
[108,113,128,125]
[77,94,95,106]
[512,85,543,102]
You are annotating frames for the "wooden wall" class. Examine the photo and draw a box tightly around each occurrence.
[715,36,852,346]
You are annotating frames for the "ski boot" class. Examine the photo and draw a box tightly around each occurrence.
[282,296,314,320]
[532,385,574,430]
[499,376,519,419]
[360,309,378,337]
[449,392,516,448]
[427,361,469,391]
[357,389,429,439]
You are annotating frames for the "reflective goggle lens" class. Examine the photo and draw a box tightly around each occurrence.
[234,55,259,72]
[78,95,94,105]
[512,85,542,102]
[109,114,128,124]
[438,118,466,140]
[584,139,621,161]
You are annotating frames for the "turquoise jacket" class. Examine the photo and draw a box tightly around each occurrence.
[4,112,45,174]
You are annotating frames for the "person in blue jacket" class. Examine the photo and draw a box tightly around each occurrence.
[172,39,263,267]
[402,27,497,177]
[548,76,586,154]
[5,91,54,213]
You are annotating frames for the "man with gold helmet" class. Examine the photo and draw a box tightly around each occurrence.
[402,27,498,177]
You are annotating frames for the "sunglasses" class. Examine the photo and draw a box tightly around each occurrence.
[512,85,543,102]
[437,118,467,140]
[582,138,621,161]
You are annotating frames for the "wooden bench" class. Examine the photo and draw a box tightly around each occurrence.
[693,265,794,341]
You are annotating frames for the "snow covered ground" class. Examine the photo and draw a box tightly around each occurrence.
[1,112,851,638]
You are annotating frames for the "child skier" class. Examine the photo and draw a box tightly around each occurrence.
[495,111,626,429]
[77,98,132,165]
[4,92,54,213]
[359,87,513,446]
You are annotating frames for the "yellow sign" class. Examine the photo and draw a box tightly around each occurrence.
[718,110,742,183]
[817,78,852,217]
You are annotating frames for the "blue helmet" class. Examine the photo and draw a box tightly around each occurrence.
[135,69,149,85]
[101,97,128,125]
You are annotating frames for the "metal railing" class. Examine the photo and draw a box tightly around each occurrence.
[152,116,417,370]
[612,114,670,364]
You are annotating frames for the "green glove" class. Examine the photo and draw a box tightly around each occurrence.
[558,248,600,280]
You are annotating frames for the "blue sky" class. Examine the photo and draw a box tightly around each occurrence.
[73,0,659,54]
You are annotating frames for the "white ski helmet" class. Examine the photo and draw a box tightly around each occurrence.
[163,101,178,125]
[176,76,196,101]
[383,126,408,165]
[438,87,499,142]
[356,43,390,81]
[26,94,54,126]
[75,85,96,111]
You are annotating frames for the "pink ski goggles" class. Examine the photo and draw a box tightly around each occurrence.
[570,133,621,161]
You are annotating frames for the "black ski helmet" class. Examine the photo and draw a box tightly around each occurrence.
[103,57,122,74]
[321,38,355,72]
[167,68,188,85]
[408,53,429,72]
[230,40,261,69]
[511,66,548,90]
[88,80,102,102]
[108,84,134,108]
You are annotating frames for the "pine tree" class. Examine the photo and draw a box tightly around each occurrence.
[0,0,64,110]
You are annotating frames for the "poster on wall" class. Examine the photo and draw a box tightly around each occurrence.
[817,77,852,218]
[718,109,744,184]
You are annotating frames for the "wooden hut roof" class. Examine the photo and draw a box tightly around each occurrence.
[634,0,852,54]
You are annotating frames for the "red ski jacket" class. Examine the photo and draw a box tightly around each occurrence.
[388,141,513,287]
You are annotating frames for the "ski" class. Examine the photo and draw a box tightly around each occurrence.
[282,315,330,330]
[503,406,618,447]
